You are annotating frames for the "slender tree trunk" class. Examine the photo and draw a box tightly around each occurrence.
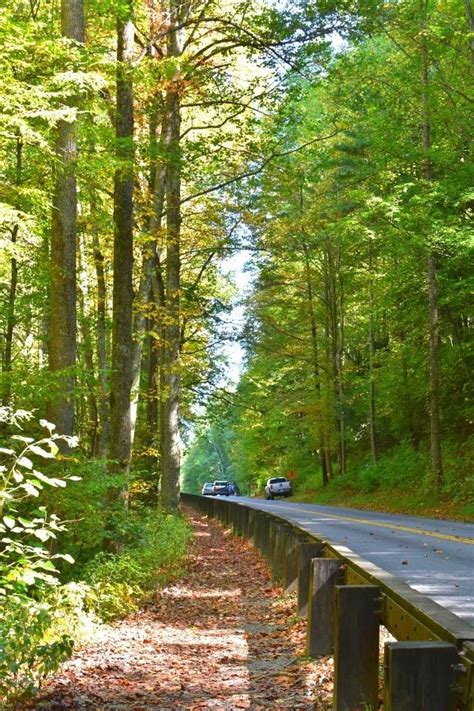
[49,0,84,436]
[302,238,329,486]
[325,236,345,475]
[322,246,334,480]
[368,239,377,462]
[130,101,168,449]
[78,233,99,455]
[109,2,134,499]
[2,136,22,407]
[130,254,153,446]
[92,229,110,457]
[160,0,183,511]
[464,0,474,63]
[335,243,346,476]
[421,5,443,486]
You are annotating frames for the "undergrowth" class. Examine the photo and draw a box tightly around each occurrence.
[291,438,474,520]
[0,410,191,707]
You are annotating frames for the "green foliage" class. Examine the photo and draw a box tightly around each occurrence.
[332,444,428,494]
[0,409,78,705]
[81,511,191,621]
[0,596,74,704]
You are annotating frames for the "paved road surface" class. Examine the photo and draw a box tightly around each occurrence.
[229,497,474,626]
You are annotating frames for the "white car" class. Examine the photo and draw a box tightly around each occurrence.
[201,482,214,496]
[264,477,292,500]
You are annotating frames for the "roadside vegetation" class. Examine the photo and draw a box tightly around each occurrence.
[0,409,190,706]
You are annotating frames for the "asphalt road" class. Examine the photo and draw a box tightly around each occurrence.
[229,496,474,626]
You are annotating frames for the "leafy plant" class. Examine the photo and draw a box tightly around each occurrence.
[0,408,79,704]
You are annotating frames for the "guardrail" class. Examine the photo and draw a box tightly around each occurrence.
[181,493,474,711]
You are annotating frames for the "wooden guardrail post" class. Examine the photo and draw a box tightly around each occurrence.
[384,641,458,711]
[460,641,474,711]
[259,513,271,557]
[264,516,277,564]
[255,510,266,553]
[297,542,324,618]
[283,528,298,594]
[271,520,286,582]
[248,507,257,544]
[306,558,344,656]
[334,584,381,711]
[240,505,249,537]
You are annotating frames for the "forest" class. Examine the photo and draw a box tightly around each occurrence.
[0,0,472,703]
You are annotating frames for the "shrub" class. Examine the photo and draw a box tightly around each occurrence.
[0,408,79,705]
[0,595,74,704]
[81,511,191,621]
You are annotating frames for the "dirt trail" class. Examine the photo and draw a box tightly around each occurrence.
[29,508,332,710]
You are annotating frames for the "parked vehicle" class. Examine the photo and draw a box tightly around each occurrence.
[264,477,292,500]
[201,482,214,496]
[213,480,230,496]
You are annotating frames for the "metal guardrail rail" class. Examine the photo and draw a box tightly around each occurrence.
[181,493,474,711]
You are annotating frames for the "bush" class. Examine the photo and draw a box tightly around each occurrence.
[81,511,191,621]
[0,595,74,704]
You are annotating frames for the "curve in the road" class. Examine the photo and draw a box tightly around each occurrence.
[231,497,474,626]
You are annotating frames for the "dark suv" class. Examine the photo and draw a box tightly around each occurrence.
[213,480,230,496]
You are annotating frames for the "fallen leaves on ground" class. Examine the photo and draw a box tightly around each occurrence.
[26,507,334,710]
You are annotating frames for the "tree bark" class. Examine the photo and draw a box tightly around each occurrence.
[2,135,22,407]
[464,0,474,64]
[302,237,329,486]
[49,0,84,436]
[130,99,168,449]
[335,243,346,476]
[368,238,377,462]
[160,0,183,511]
[92,229,110,458]
[109,1,134,498]
[78,233,99,455]
[421,4,443,486]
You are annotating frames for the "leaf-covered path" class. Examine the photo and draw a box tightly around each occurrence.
[29,508,332,710]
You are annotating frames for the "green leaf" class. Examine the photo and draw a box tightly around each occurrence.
[21,482,40,497]
[29,444,55,459]
[54,553,74,564]
[33,528,54,542]
[17,456,33,469]
[18,517,34,528]
[3,516,15,529]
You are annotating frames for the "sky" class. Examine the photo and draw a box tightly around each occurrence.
[219,248,254,386]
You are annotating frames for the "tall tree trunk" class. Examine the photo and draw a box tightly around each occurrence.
[78,233,99,455]
[368,238,377,462]
[130,99,168,449]
[160,0,183,511]
[109,1,134,498]
[325,236,344,475]
[2,135,22,407]
[49,0,84,436]
[421,4,443,486]
[302,238,329,486]
[322,246,334,480]
[335,243,346,476]
[92,229,110,457]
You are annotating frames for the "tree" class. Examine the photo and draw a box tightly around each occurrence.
[108,0,135,499]
[49,0,85,437]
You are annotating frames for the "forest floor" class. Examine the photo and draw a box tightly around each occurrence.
[26,508,334,710]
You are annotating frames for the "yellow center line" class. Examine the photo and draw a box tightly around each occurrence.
[257,502,474,546]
